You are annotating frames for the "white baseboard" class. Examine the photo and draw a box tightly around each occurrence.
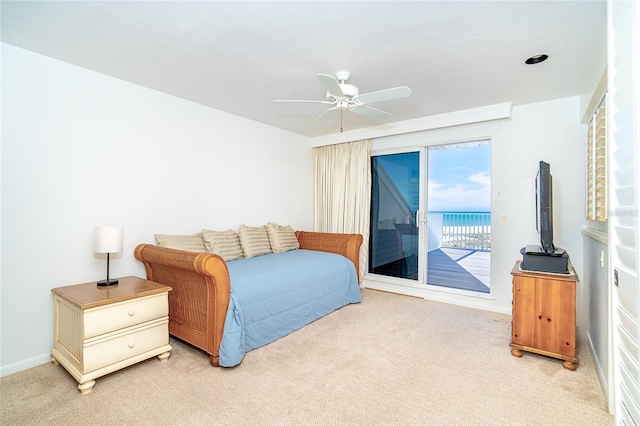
[1,353,51,378]
[584,330,609,405]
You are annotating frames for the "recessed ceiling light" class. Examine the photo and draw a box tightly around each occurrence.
[525,54,549,65]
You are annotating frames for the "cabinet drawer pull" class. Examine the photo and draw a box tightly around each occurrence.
[128,342,135,349]
[128,310,136,317]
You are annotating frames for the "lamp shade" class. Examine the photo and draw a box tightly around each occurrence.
[93,226,124,254]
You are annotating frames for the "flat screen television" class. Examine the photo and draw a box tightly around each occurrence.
[536,160,554,252]
[521,160,568,273]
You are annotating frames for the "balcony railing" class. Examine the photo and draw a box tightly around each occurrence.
[428,212,491,251]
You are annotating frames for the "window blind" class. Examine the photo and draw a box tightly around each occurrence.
[586,94,607,222]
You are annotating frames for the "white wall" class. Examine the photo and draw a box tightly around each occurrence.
[362,96,586,315]
[582,234,609,394]
[497,98,586,312]
[0,44,313,376]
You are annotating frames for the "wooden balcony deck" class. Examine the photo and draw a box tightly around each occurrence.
[427,248,490,293]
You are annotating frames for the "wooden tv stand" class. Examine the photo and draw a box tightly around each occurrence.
[510,261,579,370]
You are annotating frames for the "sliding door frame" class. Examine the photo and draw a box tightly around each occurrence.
[365,140,494,302]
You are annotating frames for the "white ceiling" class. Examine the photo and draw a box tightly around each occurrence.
[1,1,606,138]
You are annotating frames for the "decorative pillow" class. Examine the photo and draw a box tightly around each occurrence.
[266,223,300,253]
[238,224,272,259]
[201,229,244,261]
[155,233,205,252]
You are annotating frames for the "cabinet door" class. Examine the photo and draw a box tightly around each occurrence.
[511,275,576,357]
[537,278,576,357]
[512,276,537,348]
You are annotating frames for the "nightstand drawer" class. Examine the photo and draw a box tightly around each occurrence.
[83,317,169,373]
[84,294,168,338]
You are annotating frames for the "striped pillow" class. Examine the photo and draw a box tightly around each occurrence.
[266,223,300,253]
[238,224,272,259]
[201,229,244,261]
[155,233,206,252]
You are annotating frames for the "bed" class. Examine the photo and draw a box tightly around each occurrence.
[134,231,362,367]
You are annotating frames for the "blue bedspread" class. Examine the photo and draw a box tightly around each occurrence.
[218,249,361,367]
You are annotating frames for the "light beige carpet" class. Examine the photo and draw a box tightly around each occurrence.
[1,289,613,425]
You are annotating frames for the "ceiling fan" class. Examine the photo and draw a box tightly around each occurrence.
[274,71,412,132]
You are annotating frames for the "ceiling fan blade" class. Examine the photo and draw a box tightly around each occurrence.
[351,104,391,120]
[314,106,340,122]
[355,86,412,104]
[317,74,344,98]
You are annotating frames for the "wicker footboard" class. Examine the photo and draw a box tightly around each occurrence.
[295,231,363,281]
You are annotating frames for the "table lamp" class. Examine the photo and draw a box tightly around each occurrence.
[94,226,123,286]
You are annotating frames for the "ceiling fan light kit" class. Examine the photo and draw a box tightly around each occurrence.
[274,70,412,132]
[334,70,351,83]
[327,83,358,100]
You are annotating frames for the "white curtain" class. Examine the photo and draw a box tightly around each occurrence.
[313,139,371,282]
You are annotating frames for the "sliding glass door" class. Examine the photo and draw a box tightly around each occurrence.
[369,141,491,293]
[369,152,420,280]
[426,142,491,293]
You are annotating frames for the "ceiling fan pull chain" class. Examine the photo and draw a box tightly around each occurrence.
[340,105,343,133]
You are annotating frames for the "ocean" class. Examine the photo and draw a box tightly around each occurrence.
[428,211,491,227]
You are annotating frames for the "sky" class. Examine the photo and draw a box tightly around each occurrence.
[428,143,491,212]
[376,143,491,212]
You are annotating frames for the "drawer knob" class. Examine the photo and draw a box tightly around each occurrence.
[128,310,135,317]
[128,342,135,349]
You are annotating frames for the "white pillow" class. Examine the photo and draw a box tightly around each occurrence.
[266,223,300,253]
[201,229,244,261]
[238,224,272,259]
[155,233,206,252]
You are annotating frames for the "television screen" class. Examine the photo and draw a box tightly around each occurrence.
[536,161,555,252]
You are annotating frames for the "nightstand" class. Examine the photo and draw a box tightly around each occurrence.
[510,261,578,370]
[51,276,172,394]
